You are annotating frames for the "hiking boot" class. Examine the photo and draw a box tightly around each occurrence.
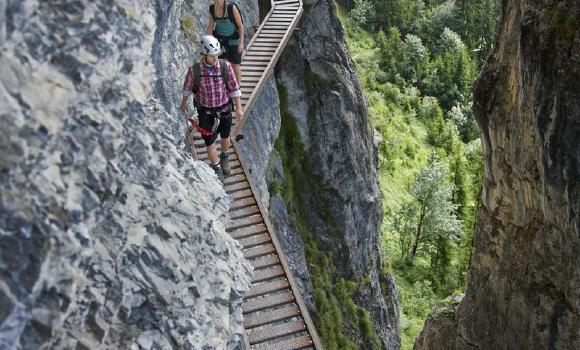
[210,163,224,182]
[220,152,231,176]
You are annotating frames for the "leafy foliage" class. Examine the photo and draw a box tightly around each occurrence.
[338,0,497,348]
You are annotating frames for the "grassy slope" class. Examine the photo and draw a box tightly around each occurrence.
[336,5,454,349]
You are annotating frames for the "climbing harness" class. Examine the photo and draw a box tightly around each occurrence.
[188,117,219,137]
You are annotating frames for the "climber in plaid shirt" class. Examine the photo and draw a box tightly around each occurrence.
[180,35,243,181]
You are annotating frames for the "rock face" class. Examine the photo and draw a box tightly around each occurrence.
[0,1,253,349]
[239,0,400,348]
[415,1,580,349]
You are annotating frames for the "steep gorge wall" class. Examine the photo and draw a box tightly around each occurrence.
[0,1,254,349]
[415,1,580,349]
[239,0,400,348]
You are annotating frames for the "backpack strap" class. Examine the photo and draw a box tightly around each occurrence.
[219,59,231,92]
[192,62,201,94]
[227,3,242,37]
[227,4,234,21]
[210,3,231,20]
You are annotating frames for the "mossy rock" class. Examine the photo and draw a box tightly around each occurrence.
[180,15,198,44]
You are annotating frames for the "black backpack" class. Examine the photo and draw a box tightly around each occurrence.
[209,2,244,41]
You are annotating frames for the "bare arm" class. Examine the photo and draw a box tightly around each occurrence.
[232,6,244,52]
[206,9,214,34]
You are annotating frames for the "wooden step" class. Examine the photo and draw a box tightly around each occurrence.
[273,9,298,13]
[244,243,275,259]
[243,290,294,314]
[242,62,269,68]
[240,233,273,250]
[273,5,298,9]
[223,173,246,185]
[251,254,281,270]
[241,76,261,82]
[246,278,290,299]
[248,47,277,52]
[259,32,287,38]
[248,320,307,345]
[263,25,289,30]
[270,12,296,17]
[241,68,266,75]
[259,33,285,38]
[273,0,300,5]
[240,82,258,90]
[230,197,257,211]
[225,180,250,193]
[198,150,238,161]
[244,304,301,329]
[229,214,263,231]
[255,38,282,43]
[254,335,314,350]
[251,42,280,48]
[251,264,285,283]
[229,223,268,239]
[228,166,244,176]
[245,52,274,58]
[230,205,261,220]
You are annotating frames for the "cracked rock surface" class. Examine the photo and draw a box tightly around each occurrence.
[0,1,252,349]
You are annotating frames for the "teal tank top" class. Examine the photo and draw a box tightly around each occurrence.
[213,5,240,46]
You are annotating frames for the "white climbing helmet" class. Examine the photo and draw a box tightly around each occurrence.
[200,35,221,56]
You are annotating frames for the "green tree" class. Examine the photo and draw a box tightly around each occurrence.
[393,156,463,261]
[350,0,374,26]
[370,0,425,33]
[401,34,430,85]
[423,28,476,110]
[456,0,501,65]
[447,102,480,142]
[376,27,404,82]
[414,0,463,53]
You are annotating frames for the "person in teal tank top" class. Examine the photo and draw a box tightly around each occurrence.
[206,0,244,85]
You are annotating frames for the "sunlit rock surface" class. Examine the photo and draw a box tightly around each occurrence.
[0,1,253,349]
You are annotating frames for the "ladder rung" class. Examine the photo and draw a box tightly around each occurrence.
[243,290,293,314]
[244,243,276,260]
[250,264,285,283]
[244,304,300,329]
[246,278,289,299]
[240,233,273,250]
[248,320,306,345]
[229,223,267,239]
[254,335,314,350]
[251,255,280,270]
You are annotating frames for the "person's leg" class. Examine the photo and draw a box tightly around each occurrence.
[220,137,230,152]
[200,111,223,181]
[227,45,243,84]
[232,63,241,86]
[219,115,233,175]
[207,143,219,165]
[207,142,223,181]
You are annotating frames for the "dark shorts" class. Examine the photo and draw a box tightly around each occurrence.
[220,44,242,65]
[198,109,233,146]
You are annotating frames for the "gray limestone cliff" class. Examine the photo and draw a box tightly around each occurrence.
[239,0,400,348]
[0,1,254,349]
[415,0,580,349]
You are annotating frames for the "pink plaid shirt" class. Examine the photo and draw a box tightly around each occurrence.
[182,60,240,109]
